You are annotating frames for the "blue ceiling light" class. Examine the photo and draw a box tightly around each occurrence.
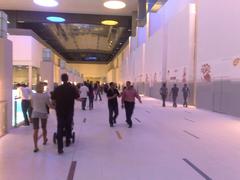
[33,0,59,7]
[46,16,65,23]
[85,57,97,61]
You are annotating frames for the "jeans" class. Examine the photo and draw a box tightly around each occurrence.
[89,96,94,109]
[21,100,32,124]
[108,103,119,125]
[95,91,102,101]
[81,98,87,110]
[124,101,135,127]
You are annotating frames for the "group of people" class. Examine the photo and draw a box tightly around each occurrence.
[16,73,191,154]
[160,83,190,108]
[106,81,142,128]
[16,73,141,154]
[77,81,105,110]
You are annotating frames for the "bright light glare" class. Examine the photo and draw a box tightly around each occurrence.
[46,16,65,22]
[101,20,118,26]
[190,3,196,14]
[33,0,59,7]
[103,1,126,9]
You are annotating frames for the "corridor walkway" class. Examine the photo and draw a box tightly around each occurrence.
[1,96,240,180]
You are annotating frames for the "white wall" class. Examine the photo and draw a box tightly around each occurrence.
[31,37,45,67]
[8,35,32,65]
[145,29,164,83]
[8,35,46,67]
[196,0,240,82]
[166,4,195,83]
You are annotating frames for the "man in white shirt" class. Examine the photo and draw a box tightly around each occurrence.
[79,82,89,110]
[19,83,32,126]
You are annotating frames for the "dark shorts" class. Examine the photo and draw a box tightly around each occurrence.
[32,118,47,130]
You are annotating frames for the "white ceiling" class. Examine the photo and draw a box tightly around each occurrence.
[0,0,138,16]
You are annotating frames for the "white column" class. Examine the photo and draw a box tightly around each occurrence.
[28,65,32,89]
[0,38,13,135]
[40,61,54,92]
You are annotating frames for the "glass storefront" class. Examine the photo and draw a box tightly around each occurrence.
[32,67,40,90]
[13,65,29,87]
[12,90,24,127]
[12,65,39,126]
[13,65,40,89]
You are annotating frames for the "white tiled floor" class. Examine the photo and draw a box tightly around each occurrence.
[1,96,240,180]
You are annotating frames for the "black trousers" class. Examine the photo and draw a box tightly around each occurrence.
[95,91,102,101]
[124,101,135,126]
[81,98,87,110]
[57,113,73,151]
[161,95,167,107]
[183,95,188,107]
[21,100,32,124]
[172,96,177,107]
[89,96,94,109]
[108,103,119,125]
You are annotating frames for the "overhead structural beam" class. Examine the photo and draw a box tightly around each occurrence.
[136,0,167,27]
[147,0,158,12]
[137,0,147,27]
[3,10,131,28]
[131,11,137,36]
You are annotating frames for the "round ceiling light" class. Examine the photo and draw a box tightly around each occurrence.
[103,1,126,9]
[33,0,59,7]
[101,20,118,26]
[46,16,65,22]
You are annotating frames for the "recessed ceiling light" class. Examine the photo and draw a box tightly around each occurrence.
[101,20,118,26]
[7,21,10,24]
[103,1,126,9]
[17,20,25,23]
[46,16,65,23]
[33,0,58,7]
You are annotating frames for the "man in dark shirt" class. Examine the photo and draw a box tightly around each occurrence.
[160,83,168,107]
[51,74,79,154]
[169,84,179,107]
[182,83,190,107]
[106,82,120,127]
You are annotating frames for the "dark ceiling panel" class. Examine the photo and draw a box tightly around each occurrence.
[3,10,132,63]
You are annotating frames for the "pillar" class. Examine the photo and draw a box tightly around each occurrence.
[0,38,13,135]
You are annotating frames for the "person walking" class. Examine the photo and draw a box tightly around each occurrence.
[79,82,89,110]
[182,83,190,107]
[160,83,168,107]
[121,81,142,128]
[95,81,102,101]
[88,81,94,110]
[18,83,32,126]
[31,82,51,153]
[169,84,179,107]
[51,74,79,154]
[106,82,120,127]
